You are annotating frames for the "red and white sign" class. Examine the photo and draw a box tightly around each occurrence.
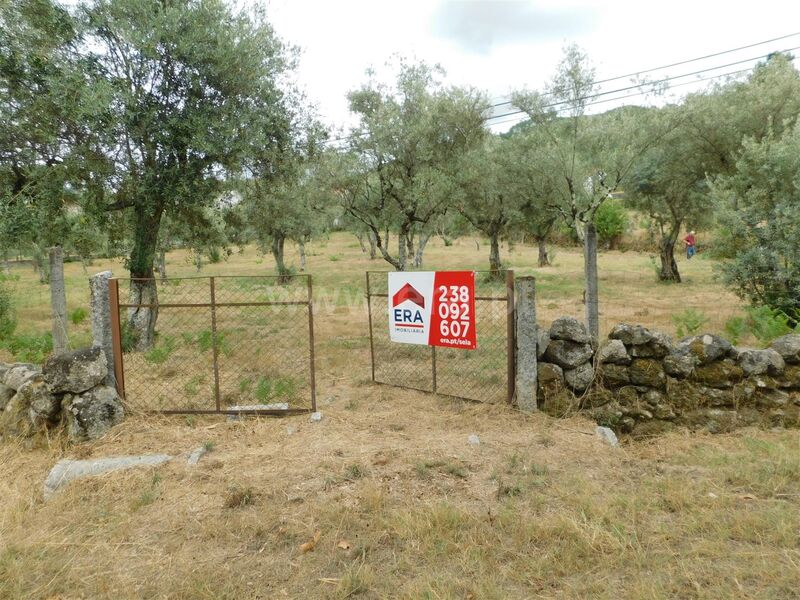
[388,271,477,350]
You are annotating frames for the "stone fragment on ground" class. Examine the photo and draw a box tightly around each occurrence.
[467,433,480,446]
[310,411,323,422]
[187,446,209,466]
[227,403,289,412]
[43,454,172,500]
[595,426,619,447]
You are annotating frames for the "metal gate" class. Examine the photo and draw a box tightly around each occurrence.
[366,270,515,403]
[108,275,316,415]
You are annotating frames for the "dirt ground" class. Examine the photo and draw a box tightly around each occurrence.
[1,234,798,598]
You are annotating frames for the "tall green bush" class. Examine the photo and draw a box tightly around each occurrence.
[594,200,629,249]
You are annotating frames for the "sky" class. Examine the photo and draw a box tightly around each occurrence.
[261,0,800,134]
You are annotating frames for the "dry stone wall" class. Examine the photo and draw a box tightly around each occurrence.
[536,318,800,436]
[0,347,124,442]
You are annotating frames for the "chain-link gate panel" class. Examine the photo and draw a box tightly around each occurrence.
[109,275,316,414]
[366,270,514,403]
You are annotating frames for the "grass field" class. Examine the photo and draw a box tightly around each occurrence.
[1,234,798,598]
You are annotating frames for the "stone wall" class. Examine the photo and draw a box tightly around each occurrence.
[0,347,124,442]
[537,317,800,436]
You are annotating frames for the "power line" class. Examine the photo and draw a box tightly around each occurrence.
[325,36,800,147]
[487,30,800,108]
[486,66,756,129]
[485,45,800,122]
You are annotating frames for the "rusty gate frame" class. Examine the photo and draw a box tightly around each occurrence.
[366,270,516,403]
[108,275,317,415]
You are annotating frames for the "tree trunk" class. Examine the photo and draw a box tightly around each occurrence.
[367,231,377,259]
[405,230,415,264]
[489,232,502,276]
[272,234,291,284]
[475,240,480,252]
[127,203,162,351]
[157,249,167,281]
[659,224,682,283]
[413,232,431,268]
[33,244,49,284]
[298,238,307,272]
[48,246,69,353]
[194,251,203,272]
[396,227,408,271]
[537,238,551,267]
[355,232,367,253]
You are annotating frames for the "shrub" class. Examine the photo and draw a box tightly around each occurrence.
[724,316,748,345]
[207,246,222,264]
[672,308,709,338]
[745,306,794,345]
[0,276,16,338]
[69,307,88,325]
[594,200,629,249]
[3,332,52,363]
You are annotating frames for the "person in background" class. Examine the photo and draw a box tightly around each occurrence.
[683,230,696,259]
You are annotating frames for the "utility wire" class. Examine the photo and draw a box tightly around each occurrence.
[325,37,800,147]
[487,30,800,108]
[485,45,800,122]
[486,66,756,128]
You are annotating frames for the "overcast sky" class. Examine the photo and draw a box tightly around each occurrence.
[262,0,800,133]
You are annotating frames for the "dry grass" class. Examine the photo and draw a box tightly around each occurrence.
[1,393,799,598]
[3,234,798,598]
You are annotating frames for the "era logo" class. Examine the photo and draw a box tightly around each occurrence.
[392,283,425,327]
[393,307,424,324]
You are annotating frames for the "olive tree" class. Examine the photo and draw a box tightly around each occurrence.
[342,59,488,271]
[79,0,298,349]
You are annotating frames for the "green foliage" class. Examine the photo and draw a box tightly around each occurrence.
[253,375,296,404]
[337,59,489,271]
[726,306,800,353]
[672,308,709,338]
[0,276,16,338]
[195,330,231,356]
[712,121,800,319]
[207,247,222,264]
[723,316,748,346]
[144,336,176,364]
[594,200,629,247]
[2,332,52,363]
[120,322,138,354]
[69,307,87,325]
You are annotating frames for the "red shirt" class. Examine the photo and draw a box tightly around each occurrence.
[684,234,696,246]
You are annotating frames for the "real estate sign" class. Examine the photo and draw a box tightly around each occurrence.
[388,271,477,350]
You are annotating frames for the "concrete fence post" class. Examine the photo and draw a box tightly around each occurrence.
[49,246,69,353]
[584,222,600,342]
[90,270,116,387]
[514,276,538,412]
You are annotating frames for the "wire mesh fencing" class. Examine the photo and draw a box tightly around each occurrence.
[366,270,514,404]
[110,275,316,414]
[533,267,747,342]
